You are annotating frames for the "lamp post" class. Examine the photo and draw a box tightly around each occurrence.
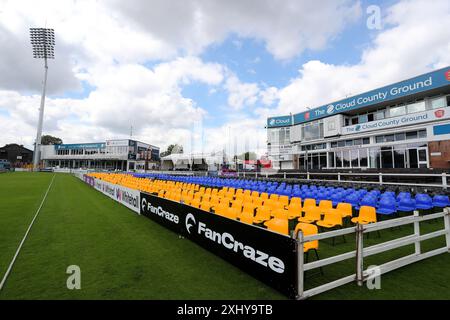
[30,28,55,170]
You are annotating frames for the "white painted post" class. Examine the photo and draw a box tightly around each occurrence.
[307,172,310,181]
[296,230,304,299]
[379,172,383,185]
[284,172,286,179]
[266,172,268,179]
[413,210,421,255]
[442,173,447,190]
[444,208,450,252]
[356,223,364,286]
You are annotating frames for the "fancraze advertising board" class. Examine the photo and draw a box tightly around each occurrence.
[139,192,298,298]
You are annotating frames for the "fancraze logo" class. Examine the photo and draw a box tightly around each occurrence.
[141,198,179,224]
[185,213,196,234]
[186,217,285,274]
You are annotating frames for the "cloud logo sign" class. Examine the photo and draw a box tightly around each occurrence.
[269,119,276,126]
[355,125,361,132]
[326,104,335,115]
[185,213,196,234]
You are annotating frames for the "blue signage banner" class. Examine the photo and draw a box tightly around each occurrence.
[267,67,450,128]
[55,143,106,150]
[267,115,292,128]
[292,67,450,125]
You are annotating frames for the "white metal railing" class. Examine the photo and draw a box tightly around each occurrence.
[295,208,450,299]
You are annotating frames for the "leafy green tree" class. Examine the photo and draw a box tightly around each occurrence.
[41,135,63,145]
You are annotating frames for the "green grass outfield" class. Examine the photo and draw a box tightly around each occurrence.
[0,172,449,300]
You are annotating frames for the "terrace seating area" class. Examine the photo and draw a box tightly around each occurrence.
[89,173,450,238]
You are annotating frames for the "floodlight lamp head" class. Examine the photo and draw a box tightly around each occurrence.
[29,27,55,59]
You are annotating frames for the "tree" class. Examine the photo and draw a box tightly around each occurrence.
[41,135,63,145]
[160,144,183,157]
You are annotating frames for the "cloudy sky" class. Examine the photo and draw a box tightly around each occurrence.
[0,0,449,155]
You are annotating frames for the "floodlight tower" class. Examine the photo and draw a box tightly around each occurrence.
[30,28,55,169]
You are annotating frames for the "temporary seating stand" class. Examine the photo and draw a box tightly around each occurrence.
[294,208,450,299]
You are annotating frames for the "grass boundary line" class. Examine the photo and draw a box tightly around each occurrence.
[0,174,56,291]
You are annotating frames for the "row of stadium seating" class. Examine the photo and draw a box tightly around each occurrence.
[89,173,382,236]
[132,173,450,215]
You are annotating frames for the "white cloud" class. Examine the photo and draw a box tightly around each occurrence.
[112,0,361,60]
[225,75,259,110]
[272,0,450,117]
[0,0,448,159]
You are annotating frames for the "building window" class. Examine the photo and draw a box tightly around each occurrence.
[430,96,447,109]
[301,120,324,141]
[407,101,426,114]
[395,132,406,141]
[381,147,393,168]
[359,149,368,167]
[336,151,342,167]
[390,105,406,117]
[418,129,427,138]
[406,131,418,140]
[375,110,385,120]
[358,114,368,124]
[328,152,335,168]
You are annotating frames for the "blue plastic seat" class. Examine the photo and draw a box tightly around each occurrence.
[377,197,397,215]
[433,195,450,208]
[397,198,416,212]
[415,194,433,210]
[355,196,377,211]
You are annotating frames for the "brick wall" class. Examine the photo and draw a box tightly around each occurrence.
[429,140,450,169]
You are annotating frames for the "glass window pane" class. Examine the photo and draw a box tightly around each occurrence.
[336,151,342,167]
[345,140,353,147]
[368,113,374,122]
[381,150,393,168]
[407,101,426,113]
[376,136,384,143]
[418,129,427,138]
[390,105,406,117]
[395,132,406,141]
[351,150,359,168]
[320,154,327,169]
[343,150,350,167]
[394,149,405,168]
[359,149,368,167]
[431,97,446,109]
[375,110,385,120]
[363,138,370,145]
[406,131,418,140]
[418,149,427,162]
[385,134,395,142]
[312,154,319,169]
[353,139,362,146]
[338,140,345,147]
[328,152,335,168]
[351,117,358,125]
[331,141,337,148]
[359,114,368,123]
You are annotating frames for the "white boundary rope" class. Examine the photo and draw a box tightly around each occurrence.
[0,174,56,291]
